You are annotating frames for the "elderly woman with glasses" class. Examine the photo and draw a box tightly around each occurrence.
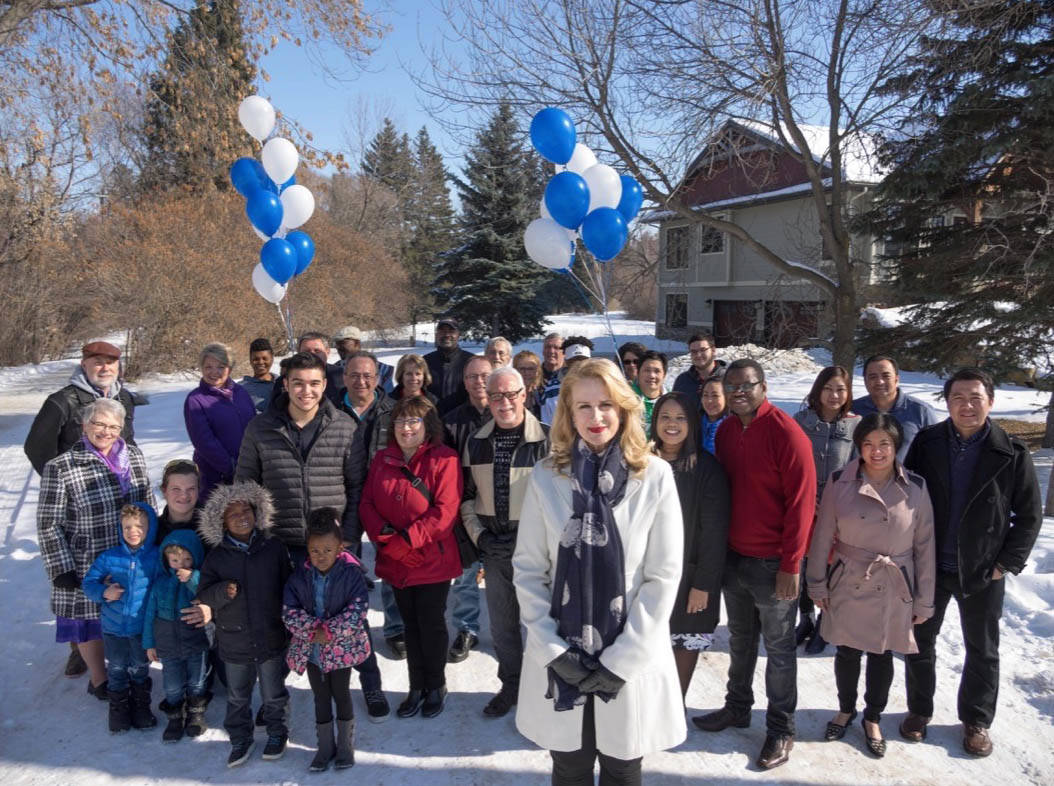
[37,398,155,699]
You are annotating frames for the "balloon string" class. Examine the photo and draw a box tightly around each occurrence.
[565,256,624,377]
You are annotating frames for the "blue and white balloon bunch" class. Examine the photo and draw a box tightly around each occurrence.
[524,107,643,270]
[231,95,317,304]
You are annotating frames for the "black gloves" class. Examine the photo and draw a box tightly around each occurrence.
[52,571,81,590]
[578,664,625,698]
[548,650,593,686]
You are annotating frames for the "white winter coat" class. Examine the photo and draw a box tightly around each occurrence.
[512,454,686,759]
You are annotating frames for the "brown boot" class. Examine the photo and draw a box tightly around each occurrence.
[963,723,993,757]
[898,712,930,742]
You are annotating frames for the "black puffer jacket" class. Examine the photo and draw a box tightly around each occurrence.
[234,396,356,548]
[341,391,394,544]
[195,482,291,665]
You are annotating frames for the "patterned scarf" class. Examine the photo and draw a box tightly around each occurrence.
[82,435,132,496]
[547,436,630,711]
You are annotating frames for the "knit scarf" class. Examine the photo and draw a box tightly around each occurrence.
[82,435,131,496]
[547,436,630,711]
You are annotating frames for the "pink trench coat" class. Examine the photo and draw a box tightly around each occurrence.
[806,458,936,655]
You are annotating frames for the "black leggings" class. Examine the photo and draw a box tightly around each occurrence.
[306,663,354,724]
[550,696,642,785]
[834,645,893,722]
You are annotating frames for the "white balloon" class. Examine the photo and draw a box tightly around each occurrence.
[565,143,597,174]
[524,218,574,270]
[252,262,287,304]
[252,225,270,242]
[279,185,315,229]
[238,96,275,142]
[540,198,552,221]
[261,137,299,185]
[582,163,623,212]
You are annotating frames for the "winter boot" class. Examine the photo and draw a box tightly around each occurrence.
[308,721,336,773]
[108,688,132,734]
[160,699,185,743]
[130,680,157,730]
[184,695,208,737]
[335,718,355,769]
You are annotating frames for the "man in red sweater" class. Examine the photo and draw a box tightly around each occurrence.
[693,359,816,770]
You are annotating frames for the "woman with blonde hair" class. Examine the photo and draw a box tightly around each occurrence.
[512,349,544,417]
[513,358,686,785]
[392,354,438,405]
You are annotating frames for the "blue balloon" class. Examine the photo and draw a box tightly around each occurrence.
[581,207,628,262]
[530,108,577,165]
[246,188,283,236]
[545,172,590,230]
[280,174,296,193]
[616,175,643,222]
[285,230,315,276]
[260,238,297,285]
[230,158,261,197]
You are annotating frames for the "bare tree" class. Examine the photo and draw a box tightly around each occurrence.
[415,0,940,368]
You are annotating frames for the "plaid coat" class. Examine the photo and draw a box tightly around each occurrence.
[37,440,155,619]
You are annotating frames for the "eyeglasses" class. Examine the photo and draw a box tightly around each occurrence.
[88,420,122,434]
[488,389,524,402]
[345,373,376,382]
[465,373,489,382]
[393,417,423,427]
[723,381,763,393]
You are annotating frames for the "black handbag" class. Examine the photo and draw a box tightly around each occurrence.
[398,466,478,569]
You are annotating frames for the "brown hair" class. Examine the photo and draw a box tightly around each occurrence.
[512,350,543,392]
[805,366,853,419]
[120,504,148,526]
[391,395,444,445]
[161,459,200,489]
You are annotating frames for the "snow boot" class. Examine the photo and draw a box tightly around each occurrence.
[109,688,132,734]
[160,699,185,743]
[308,721,336,773]
[335,718,355,769]
[184,695,208,737]
[130,680,157,729]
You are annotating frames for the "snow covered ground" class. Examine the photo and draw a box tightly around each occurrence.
[0,312,1051,785]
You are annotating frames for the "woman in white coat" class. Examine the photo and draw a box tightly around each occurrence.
[513,358,685,785]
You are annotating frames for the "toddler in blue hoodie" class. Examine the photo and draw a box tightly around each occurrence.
[83,502,161,734]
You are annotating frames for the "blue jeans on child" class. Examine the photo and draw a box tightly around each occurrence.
[162,650,208,704]
[224,655,289,743]
[102,633,149,692]
[450,561,481,636]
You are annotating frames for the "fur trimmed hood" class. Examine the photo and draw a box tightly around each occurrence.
[198,480,276,547]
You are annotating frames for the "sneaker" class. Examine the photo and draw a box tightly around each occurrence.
[262,733,288,760]
[65,646,88,678]
[227,740,255,768]
[447,631,478,663]
[386,634,407,660]
[364,689,390,723]
[482,687,517,718]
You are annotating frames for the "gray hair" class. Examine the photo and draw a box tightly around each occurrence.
[486,366,524,392]
[485,336,512,353]
[200,342,233,370]
[82,398,127,425]
[544,332,563,343]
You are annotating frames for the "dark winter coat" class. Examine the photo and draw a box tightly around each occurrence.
[82,502,161,637]
[443,401,492,460]
[282,552,371,674]
[155,507,200,547]
[904,419,1043,596]
[142,529,209,658]
[425,347,475,411]
[360,441,463,589]
[37,440,155,620]
[234,396,356,548]
[195,482,292,665]
[23,370,144,475]
[391,385,438,407]
[184,379,257,498]
[667,451,730,634]
[672,361,727,413]
[341,390,394,544]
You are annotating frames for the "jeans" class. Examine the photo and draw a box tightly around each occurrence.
[450,561,481,634]
[161,650,209,704]
[481,552,523,691]
[306,663,353,724]
[393,581,450,690]
[834,646,893,722]
[381,581,405,639]
[904,570,1004,727]
[550,696,642,785]
[102,634,149,693]
[224,655,289,743]
[721,550,798,735]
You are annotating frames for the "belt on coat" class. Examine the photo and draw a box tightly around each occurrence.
[834,542,914,602]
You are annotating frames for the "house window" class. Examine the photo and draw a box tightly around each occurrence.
[700,224,724,254]
[666,293,688,328]
[665,226,690,269]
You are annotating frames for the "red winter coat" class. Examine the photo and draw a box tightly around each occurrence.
[359,441,463,588]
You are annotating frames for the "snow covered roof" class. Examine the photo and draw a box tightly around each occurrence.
[642,179,830,222]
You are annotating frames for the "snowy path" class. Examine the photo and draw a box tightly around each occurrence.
[0,316,1051,785]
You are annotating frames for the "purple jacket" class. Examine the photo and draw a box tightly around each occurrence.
[184,379,256,498]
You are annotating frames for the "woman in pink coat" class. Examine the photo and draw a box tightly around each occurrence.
[806,413,935,758]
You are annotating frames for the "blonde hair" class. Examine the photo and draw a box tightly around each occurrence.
[549,358,651,475]
[120,504,148,526]
[395,353,433,389]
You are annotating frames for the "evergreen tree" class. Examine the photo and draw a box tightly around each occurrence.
[432,103,550,342]
[140,0,256,192]
[864,1,1054,380]
[404,127,456,323]
[361,118,415,199]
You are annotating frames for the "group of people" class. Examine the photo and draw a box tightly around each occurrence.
[25,323,1043,782]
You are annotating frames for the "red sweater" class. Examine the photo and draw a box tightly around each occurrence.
[715,399,817,573]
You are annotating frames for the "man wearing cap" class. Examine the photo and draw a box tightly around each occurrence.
[538,336,594,425]
[425,318,475,416]
[334,325,394,394]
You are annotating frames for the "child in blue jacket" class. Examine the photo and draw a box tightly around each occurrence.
[83,502,161,734]
[143,528,211,742]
